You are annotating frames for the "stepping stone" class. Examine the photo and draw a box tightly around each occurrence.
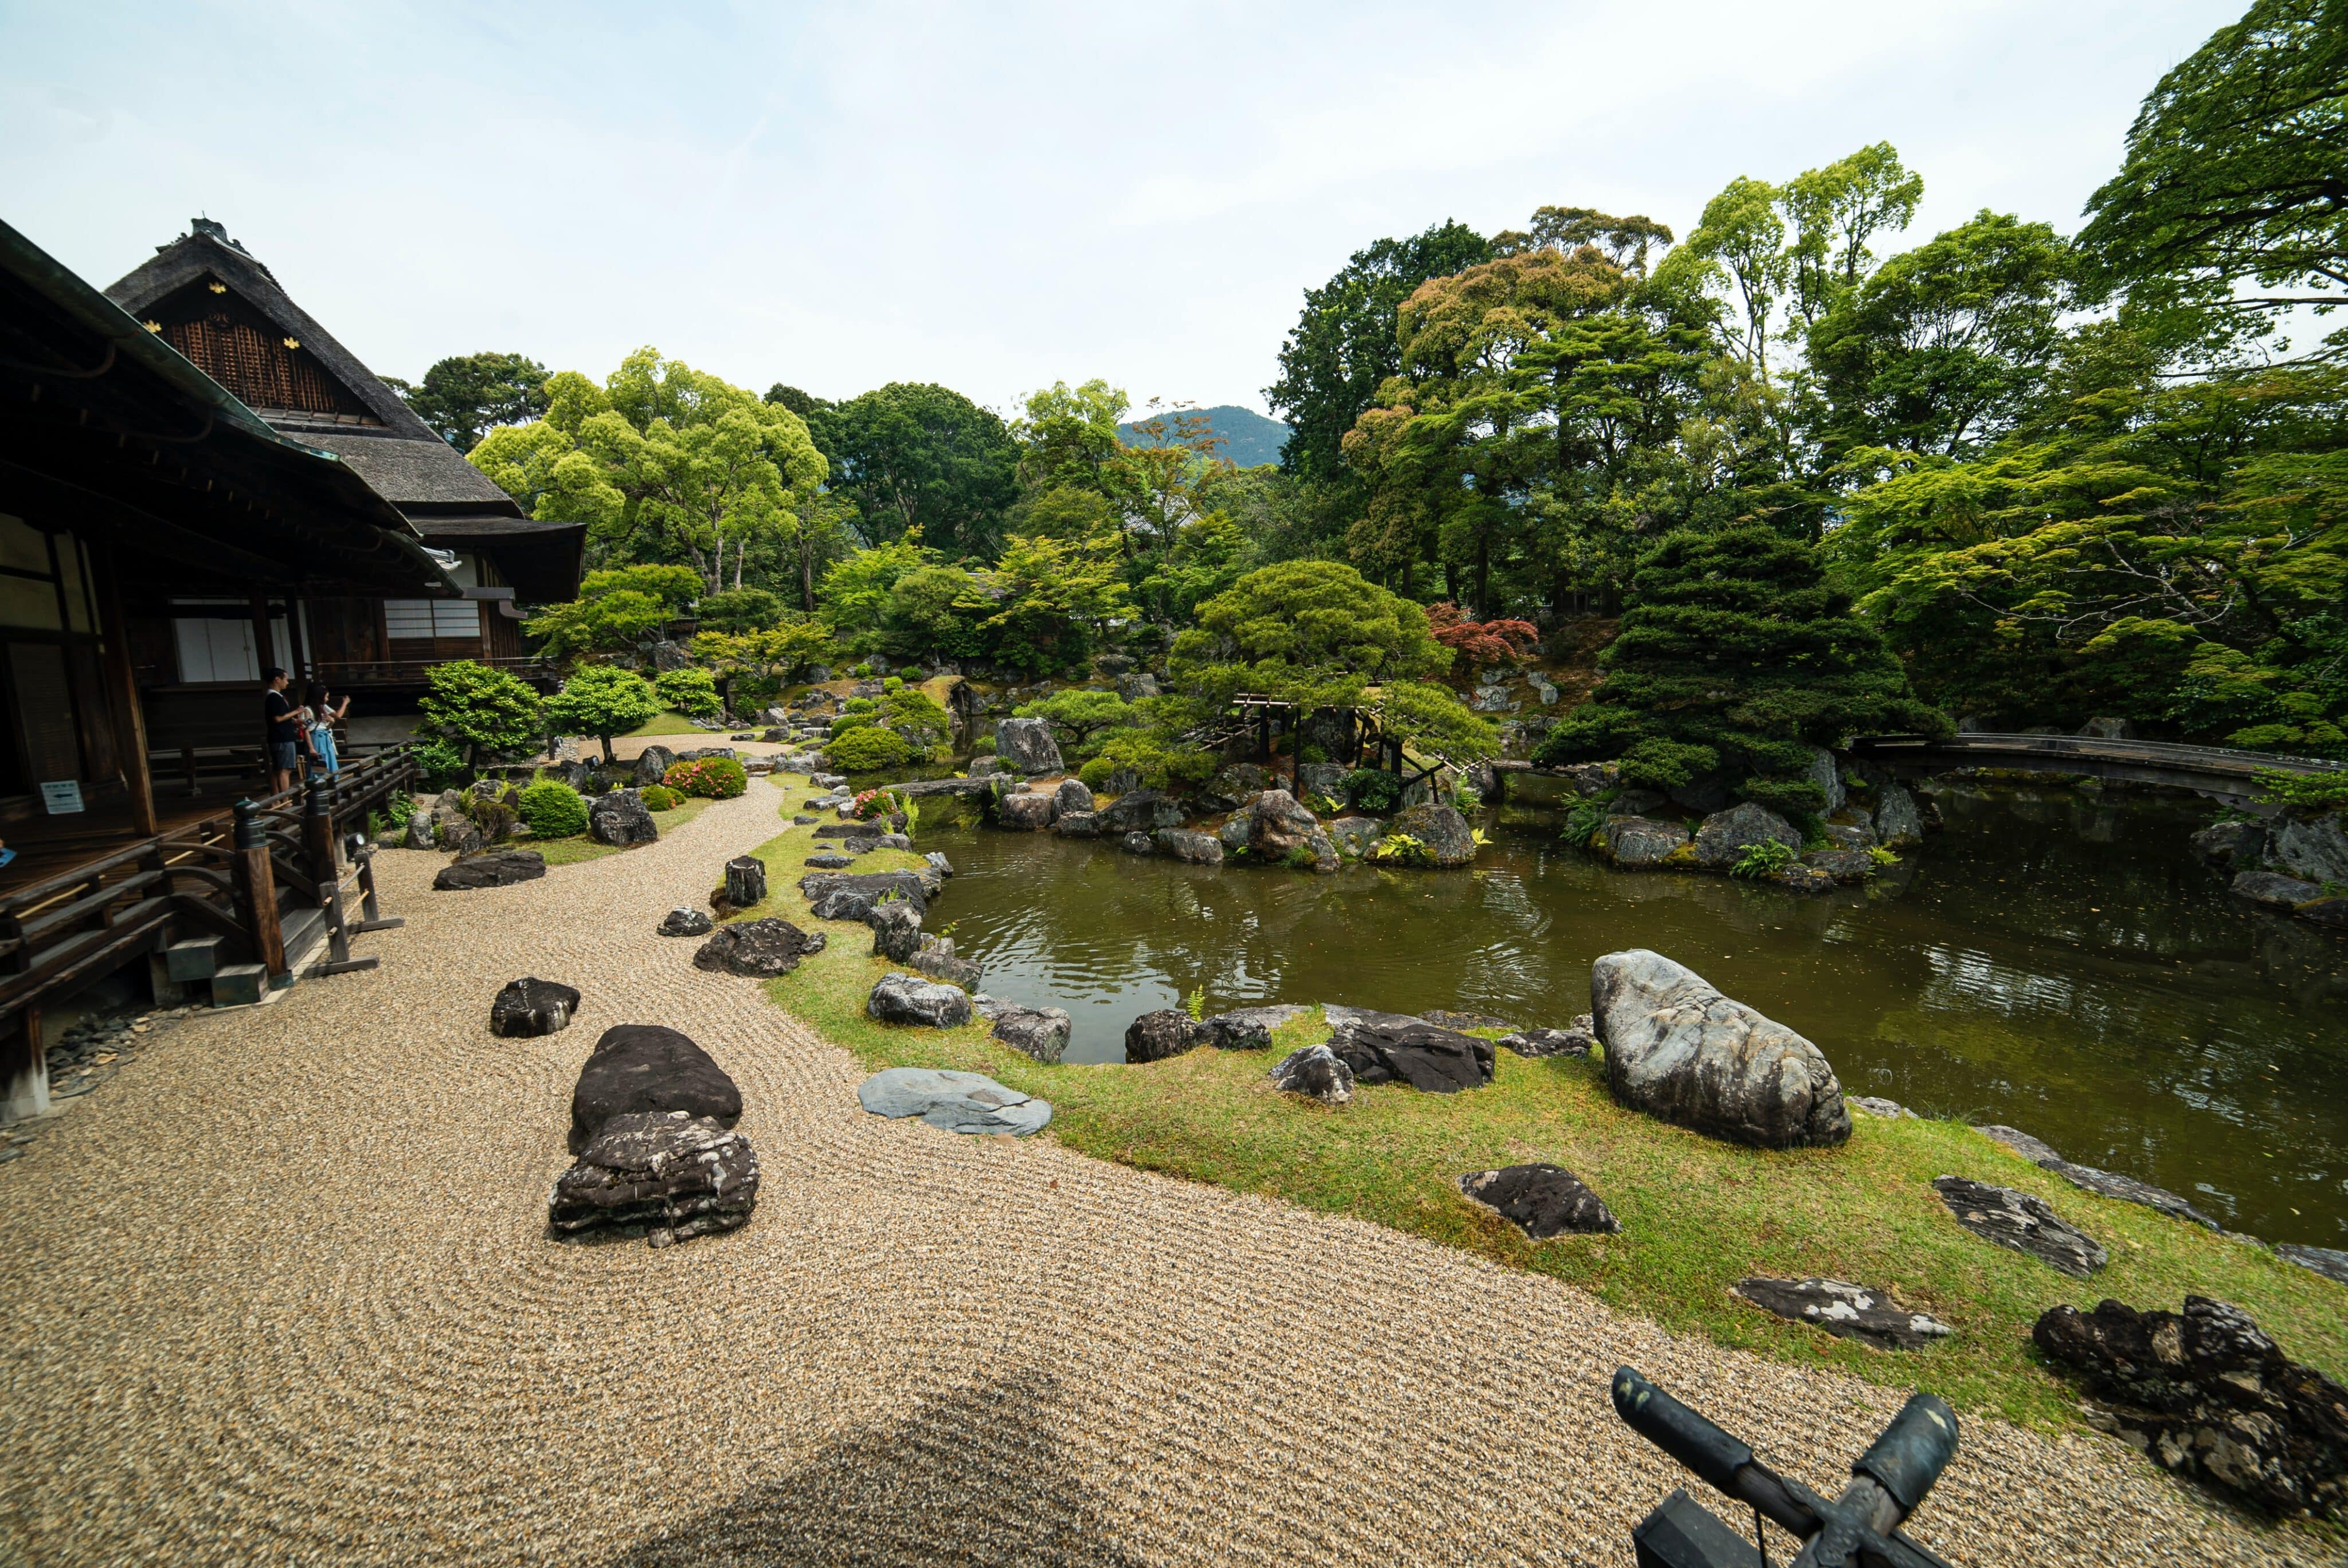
[549,1110,757,1248]
[490,977,579,1037]
[803,853,854,869]
[210,963,267,1008]
[856,1067,1050,1135]
[1733,1277,1954,1350]
[1975,1124,2219,1229]
[656,907,713,937]
[1932,1175,2107,1277]
[1459,1163,1618,1239]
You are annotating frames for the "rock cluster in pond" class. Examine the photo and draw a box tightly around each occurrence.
[568,1024,742,1154]
[1591,950,1850,1148]
[867,971,972,1028]
[996,790,1057,832]
[434,849,546,890]
[490,977,580,1037]
[1932,1175,2107,1276]
[1732,1277,1954,1351]
[692,918,826,978]
[1692,802,1800,869]
[549,1110,758,1248]
[1459,1163,1618,1238]
[588,789,659,848]
[1976,1124,2219,1229]
[1322,1010,1494,1093]
[2193,807,2348,934]
[1498,1016,1595,1057]
[2033,1295,2347,1518]
[657,906,713,937]
[974,995,1072,1063]
[993,717,1065,775]
[908,939,981,989]
[1387,803,1476,868]
[857,1067,1050,1135]
[1268,1042,1353,1104]
[1596,817,1689,869]
[1155,828,1224,864]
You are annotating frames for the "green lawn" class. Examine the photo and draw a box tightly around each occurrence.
[624,709,712,738]
[732,777,2347,1434]
[529,795,715,864]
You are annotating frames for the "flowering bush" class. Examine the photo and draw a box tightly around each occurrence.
[850,787,903,822]
[663,756,748,799]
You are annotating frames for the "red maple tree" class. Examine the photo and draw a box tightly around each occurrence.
[1425,602,1540,672]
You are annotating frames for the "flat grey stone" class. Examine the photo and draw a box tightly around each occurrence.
[1933,1175,2108,1277]
[1733,1277,1954,1350]
[856,1067,1051,1135]
[2275,1243,2348,1285]
[1849,1096,1916,1119]
[1459,1163,1618,1238]
[1977,1125,2220,1229]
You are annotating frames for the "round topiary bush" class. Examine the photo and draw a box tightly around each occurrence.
[663,756,749,799]
[515,778,590,838]
[639,783,680,811]
[1077,756,1114,790]
[826,726,913,773]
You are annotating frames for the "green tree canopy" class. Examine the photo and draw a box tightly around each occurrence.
[811,382,1020,558]
[392,351,550,451]
[545,664,662,764]
[417,660,545,766]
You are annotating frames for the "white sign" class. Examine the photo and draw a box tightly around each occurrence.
[39,779,84,815]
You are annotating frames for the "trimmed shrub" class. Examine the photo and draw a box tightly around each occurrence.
[640,783,680,812]
[664,756,748,799]
[1345,769,1403,813]
[516,778,589,838]
[826,726,913,773]
[653,667,723,719]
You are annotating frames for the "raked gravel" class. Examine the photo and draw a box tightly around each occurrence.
[0,778,2310,1566]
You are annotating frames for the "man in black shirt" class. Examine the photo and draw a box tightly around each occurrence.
[262,666,307,795]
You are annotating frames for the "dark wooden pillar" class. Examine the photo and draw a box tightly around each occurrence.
[1,1004,45,1124]
[285,595,309,680]
[229,799,285,981]
[96,548,156,835]
[248,590,276,675]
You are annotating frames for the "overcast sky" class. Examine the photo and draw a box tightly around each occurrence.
[2,1,2240,420]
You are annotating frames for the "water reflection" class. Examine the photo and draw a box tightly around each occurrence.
[926,785,2348,1247]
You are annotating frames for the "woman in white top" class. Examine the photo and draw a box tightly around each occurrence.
[302,682,351,775]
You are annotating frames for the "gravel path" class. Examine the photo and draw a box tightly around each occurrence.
[0,778,2304,1566]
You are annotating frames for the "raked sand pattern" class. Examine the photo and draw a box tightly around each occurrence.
[0,777,2304,1566]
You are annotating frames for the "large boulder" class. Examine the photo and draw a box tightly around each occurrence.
[402,810,437,850]
[568,1024,741,1153]
[1268,1042,1353,1104]
[801,869,936,920]
[868,900,924,962]
[995,790,1058,832]
[631,744,678,787]
[1459,1163,1619,1239]
[2268,809,2348,885]
[692,918,827,977]
[1241,789,1322,859]
[1873,785,1924,848]
[1324,817,1382,859]
[1388,803,1475,868]
[1733,1278,1953,1351]
[993,717,1065,775]
[1595,817,1690,869]
[1932,1175,2106,1276]
[1200,1008,1287,1050]
[1053,778,1095,816]
[2232,871,2324,910]
[433,849,546,890]
[867,971,972,1029]
[1155,828,1224,865]
[1053,810,1099,838]
[1800,747,1846,814]
[2190,819,2265,869]
[856,1067,1050,1135]
[548,1111,758,1248]
[1202,762,1269,810]
[1125,1009,1210,1063]
[1693,802,1801,869]
[490,977,580,1038]
[908,944,982,989]
[1296,762,1351,803]
[976,997,1073,1064]
[1098,789,1184,834]
[1324,1013,1494,1093]
[2034,1295,2347,1518]
[588,789,659,848]
[1590,950,1850,1148]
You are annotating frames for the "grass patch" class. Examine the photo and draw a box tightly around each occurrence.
[625,708,710,738]
[732,779,2347,1433]
[527,796,715,864]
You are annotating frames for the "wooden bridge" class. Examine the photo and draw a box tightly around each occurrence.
[1846,732,2338,803]
[2,746,416,1121]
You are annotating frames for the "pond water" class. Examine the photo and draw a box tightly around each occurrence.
[918,785,2348,1249]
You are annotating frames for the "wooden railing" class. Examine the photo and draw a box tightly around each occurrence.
[307,656,560,686]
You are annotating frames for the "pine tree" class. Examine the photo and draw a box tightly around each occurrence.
[1533,526,1944,812]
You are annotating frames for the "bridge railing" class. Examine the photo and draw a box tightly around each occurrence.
[1850,732,2340,779]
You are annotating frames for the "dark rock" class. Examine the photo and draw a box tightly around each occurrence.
[2033,1295,2347,1518]
[568,1024,741,1153]
[1116,671,1160,700]
[1388,803,1476,867]
[1053,810,1099,838]
[1199,1010,1274,1050]
[1612,787,1668,817]
[1497,1020,1595,1057]
[1240,789,1322,859]
[1459,1163,1619,1239]
[813,822,885,840]
[1932,1175,2107,1276]
[1420,1009,1515,1032]
[402,810,438,850]
[2298,897,2348,929]
[1664,771,1737,814]
[1121,831,1155,856]
[800,870,937,920]
[1596,817,1690,869]
[656,907,714,937]
[1324,1016,1494,1093]
[979,1000,1072,1064]
[925,850,954,877]
[1805,848,1876,882]
[1976,1124,2220,1229]
[2269,808,2348,885]
[993,717,1065,775]
[1268,1042,1353,1104]
[548,1111,757,1247]
[1099,789,1184,834]
[995,790,1058,831]
[588,789,659,848]
[1773,864,1837,893]
[907,946,982,989]
[1873,785,1924,848]
[2275,1244,2348,1285]
[2192,819,2266,869]
[1821,818,1876,850]
[2233,871,2325,910]
[1324,816,1382,859]
[433,849,547,891]
[856,1066,1049,1134]
[1592,950,1850,1148]
[866,973,974,1029]
[692,919,827,978]
[1053,778,1094,816]
[869,901,923,962]
[1155,828,1224,864]
[631,744,678,787]
[490,977,581,1037]
[1126,1009,1210,1063]
[803,852,854,870]
[1733,1277,1954,1350]
[723,856,767,910]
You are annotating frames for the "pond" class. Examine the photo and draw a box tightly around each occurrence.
[918,785,2348,1250]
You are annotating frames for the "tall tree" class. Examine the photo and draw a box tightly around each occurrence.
[392,351,550,451]
[811,382,1020,558]
[1264,220,1493,481]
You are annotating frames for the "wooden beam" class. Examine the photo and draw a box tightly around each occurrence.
[96,546,156,835]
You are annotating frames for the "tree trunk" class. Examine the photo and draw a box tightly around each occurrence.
[601,734,615,765]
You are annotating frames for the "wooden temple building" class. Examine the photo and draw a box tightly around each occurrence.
[1,215,527,1121]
